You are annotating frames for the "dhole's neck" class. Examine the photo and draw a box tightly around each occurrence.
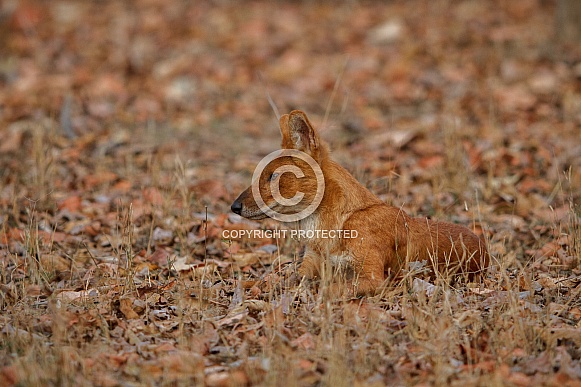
[313,158,382,224]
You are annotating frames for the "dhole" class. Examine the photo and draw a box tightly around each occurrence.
[231,110,489,296]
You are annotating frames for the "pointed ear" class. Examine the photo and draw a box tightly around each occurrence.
[281,110,321,159]
[279,113,294,149]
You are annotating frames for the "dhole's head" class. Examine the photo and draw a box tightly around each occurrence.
[231,110,328,222]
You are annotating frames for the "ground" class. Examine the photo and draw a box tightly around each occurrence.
[1,1,581,386]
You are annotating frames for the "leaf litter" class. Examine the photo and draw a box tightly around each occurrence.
[1,0,581,385]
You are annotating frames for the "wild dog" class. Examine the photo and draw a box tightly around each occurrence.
[231,110,489,296]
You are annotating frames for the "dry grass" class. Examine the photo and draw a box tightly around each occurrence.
[0,116,580,387]
[1,1,581,385]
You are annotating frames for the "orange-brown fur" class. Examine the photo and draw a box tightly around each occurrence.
[231,110,489,296]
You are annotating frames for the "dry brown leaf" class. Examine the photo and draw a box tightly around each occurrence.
[119,297,139,319]
[205,370,249,387]
[0,365,18,386]
[291,332,316,351]
[230,250,272,266]
[154,342,176,353]
[508,372,532,387]
[56,289,100,302]
[40,254,70,273]
[543,328,581,347]
[365,128,418,148]
[215,310,247,328]
[57,195,83,212]
[171,256,196,272]
[244,299,269,312]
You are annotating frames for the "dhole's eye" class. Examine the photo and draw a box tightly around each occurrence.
[269,172,279,181]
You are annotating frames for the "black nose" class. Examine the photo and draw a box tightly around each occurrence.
[231,200,242,215]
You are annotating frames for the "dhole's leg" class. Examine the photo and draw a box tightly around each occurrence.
[344,236,387,296]
[326,263,384,297]
[351,258,385,296]
[298,248,320,278]
[328,253,385,297]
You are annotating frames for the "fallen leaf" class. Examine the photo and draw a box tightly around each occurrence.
[291,332,316,350]
[119,297,139,319]
[56,289,100,302]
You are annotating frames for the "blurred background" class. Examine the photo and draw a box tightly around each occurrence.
[1,0,580,264]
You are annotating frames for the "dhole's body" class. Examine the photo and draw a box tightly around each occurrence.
[231,110,489,296]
